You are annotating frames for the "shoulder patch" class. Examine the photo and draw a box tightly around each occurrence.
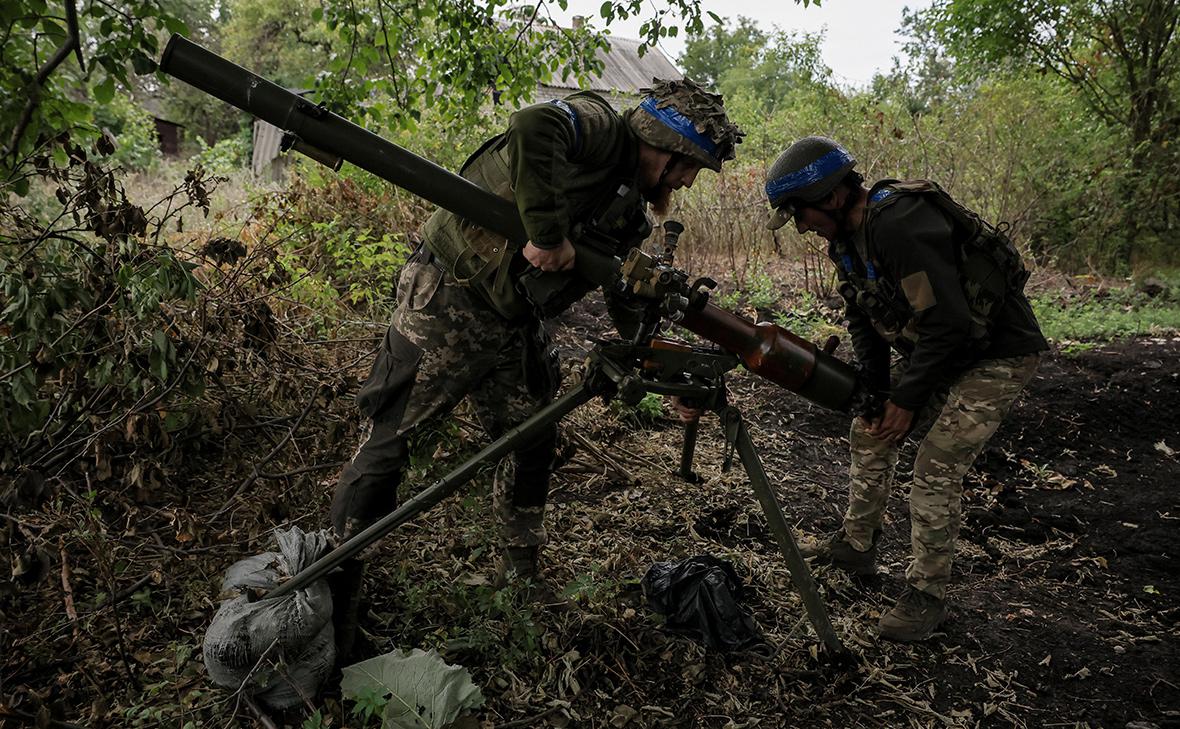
[900,270,937,312]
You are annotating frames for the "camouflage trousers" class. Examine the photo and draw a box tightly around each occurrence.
[330,255,560,550]
[844,354,1040,599]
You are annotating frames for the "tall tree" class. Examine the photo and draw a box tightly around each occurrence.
[924,0,1178,168]
[679,16,830,103]
[679,16,767,88]
[873,7,960,115]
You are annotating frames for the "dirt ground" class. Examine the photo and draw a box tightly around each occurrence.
[733,335,1180,728]
[3,302,1179,728]
[541,303,1180,729]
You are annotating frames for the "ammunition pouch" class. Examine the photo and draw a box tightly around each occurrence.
[957,219,1029,349]
[837,276,911,345]
[849,361,887,420]
[420,134,522,312]
[521,320,561,399]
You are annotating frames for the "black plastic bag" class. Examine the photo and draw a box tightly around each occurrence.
[642,555,764,651]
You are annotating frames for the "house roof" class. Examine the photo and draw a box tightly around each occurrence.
[540,35,681,94]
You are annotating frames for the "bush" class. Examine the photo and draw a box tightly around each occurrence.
[190,128,252,174]
[92,95,163,172]
[258,169,424,313]
[1,139,209,475]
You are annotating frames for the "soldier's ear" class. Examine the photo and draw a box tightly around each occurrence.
[819,188,842,210]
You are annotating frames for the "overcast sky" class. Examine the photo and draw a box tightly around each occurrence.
[549,0,935,88]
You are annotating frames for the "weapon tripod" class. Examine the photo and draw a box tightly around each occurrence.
[269,338,849,659]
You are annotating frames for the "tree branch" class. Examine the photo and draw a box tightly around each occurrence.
[4,0,83,167]
[213,385,327,517]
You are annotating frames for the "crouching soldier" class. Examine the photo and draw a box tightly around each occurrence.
[764,137,1048,641]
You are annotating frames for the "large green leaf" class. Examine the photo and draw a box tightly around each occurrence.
[340,648,483,729]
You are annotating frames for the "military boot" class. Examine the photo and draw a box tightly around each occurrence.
[494,546,570,611]
[327,558,367,662]
[495,546,539,585]
[877,586,947,642]
[807,528,880,576]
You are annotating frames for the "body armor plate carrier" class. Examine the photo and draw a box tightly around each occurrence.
[835,179,1030,352]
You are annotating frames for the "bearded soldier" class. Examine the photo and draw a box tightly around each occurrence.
[764,137,1047,641]
[329,80,743,650]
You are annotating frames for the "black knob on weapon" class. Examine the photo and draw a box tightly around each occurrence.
[663,220,685,253]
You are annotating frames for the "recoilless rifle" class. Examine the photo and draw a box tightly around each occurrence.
[161,35,870,658]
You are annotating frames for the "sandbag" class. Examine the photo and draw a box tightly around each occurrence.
[203,526,336,709]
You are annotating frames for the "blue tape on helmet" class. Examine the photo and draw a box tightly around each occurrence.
[640,96,718,160]
[765,146,855,204]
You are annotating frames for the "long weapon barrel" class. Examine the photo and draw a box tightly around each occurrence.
[159,34,528,243]
[160,35,865,413]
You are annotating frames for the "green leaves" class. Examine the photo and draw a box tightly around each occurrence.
[94,77,116,104]
[149,329,174,382]
[162,15,189,35]
[2,0,192,178]
[341,648,484,729]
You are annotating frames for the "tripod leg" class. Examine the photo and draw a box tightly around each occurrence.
[679,418,701,483]
[727,410,848,659]
[268,380,597,600]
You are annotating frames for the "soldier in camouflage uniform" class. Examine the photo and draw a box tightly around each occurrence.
[763,137,1048,641]
[329,79,743,644]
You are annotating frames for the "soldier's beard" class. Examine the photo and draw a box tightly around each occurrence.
[643,184,673,215]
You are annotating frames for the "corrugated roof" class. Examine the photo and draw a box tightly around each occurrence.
[540,35,681,94]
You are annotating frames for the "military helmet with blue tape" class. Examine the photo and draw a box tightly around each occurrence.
[628,78,744,172]
[764,136,857,230]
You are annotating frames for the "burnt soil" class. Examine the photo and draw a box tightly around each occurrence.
[3,306,1179,728]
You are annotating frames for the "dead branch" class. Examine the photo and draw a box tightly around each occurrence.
[0,710,89,729]
[565,429,636,483]
[259,460,346,480]
[58,539,79,634]
[213,385,327,517]
[243,695,279,729]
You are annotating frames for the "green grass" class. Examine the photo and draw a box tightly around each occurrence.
[1031,288,1180,344]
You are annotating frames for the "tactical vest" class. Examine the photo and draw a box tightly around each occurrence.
[834,179,1030,351]
[421,94,650,321]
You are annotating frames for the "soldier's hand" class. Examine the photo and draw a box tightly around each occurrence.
[523,239,576,272]
[668,395,702,423]
[867,401,913,444]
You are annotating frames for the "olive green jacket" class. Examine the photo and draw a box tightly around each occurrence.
[422,91,643,321]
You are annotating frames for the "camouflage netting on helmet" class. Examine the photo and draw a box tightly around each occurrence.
[629,78,745,172]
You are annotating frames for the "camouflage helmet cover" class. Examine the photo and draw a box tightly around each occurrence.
[628,78,745,172]
[764,136,857,230]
